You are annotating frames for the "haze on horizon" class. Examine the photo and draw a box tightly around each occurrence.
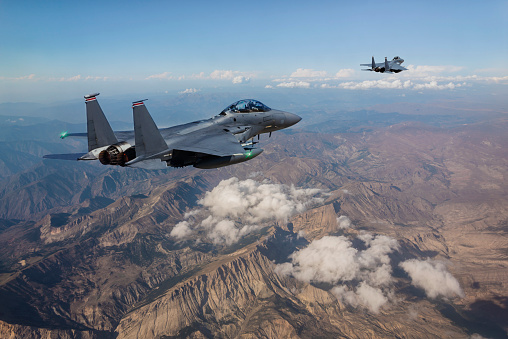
[1,0,507,106]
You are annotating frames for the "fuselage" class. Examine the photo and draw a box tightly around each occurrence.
[115,102,301,147]
[106,99,301,169]
[48,96,302,170]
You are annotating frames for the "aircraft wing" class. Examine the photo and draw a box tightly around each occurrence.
[43,153,87,160]
[391,64,407,71]
[360,62,384,67]
[169,126,246,156]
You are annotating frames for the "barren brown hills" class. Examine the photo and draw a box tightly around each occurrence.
[0,117,507,338]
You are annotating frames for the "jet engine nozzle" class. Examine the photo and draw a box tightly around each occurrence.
[99,141,136,166]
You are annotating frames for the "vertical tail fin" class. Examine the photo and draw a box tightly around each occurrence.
[132,100,167,157]
[84,93,117,151]
[372,56,376,69]
[384,57,389,71]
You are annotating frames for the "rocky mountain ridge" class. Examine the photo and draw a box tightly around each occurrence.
[0,119,507,338]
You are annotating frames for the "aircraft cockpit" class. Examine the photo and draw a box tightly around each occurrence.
[393,56,404,64]
[219,99,271,116]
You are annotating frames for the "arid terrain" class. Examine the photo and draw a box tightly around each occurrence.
[0,116,507,338]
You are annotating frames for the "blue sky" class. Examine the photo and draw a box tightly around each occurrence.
[1,0,507,102]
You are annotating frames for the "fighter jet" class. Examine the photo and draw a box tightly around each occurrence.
[361,56,407,74]
[43,94,301,169]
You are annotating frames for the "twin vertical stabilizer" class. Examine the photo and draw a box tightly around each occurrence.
[85,93,117,151]
[132,100,167,157]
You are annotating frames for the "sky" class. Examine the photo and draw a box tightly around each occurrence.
[1,0,507,103]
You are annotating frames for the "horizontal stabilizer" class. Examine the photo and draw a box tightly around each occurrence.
[43,153,87,160]
[132,100,168,157]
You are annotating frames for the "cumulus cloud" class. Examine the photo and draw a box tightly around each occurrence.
[201,217,259,246]
[210,70,235,80]
[277,236,359,284]
[338,78,467,91]
[335,69,355,78]
[199,178,323,224]
[84,76,108,81]
[340,79,413,90]
[400,259,464,299]
[275,231,400,313]
[403,65,464,78]
[48,75,82,82]
[170,221,193,239]
[332,282,388,314]
[232,75,250,84]
[337,215,352,229]
[179,88,200,94]
[177,72,206,81]
[209,70,253,84]
[290,68,328,78]
[412,81,463,90]
[146,72,173,80]
[276,81,311,88]
[171,178,324,245]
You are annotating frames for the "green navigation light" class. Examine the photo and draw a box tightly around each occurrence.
[60,131,69,139]
[245,150,253,159]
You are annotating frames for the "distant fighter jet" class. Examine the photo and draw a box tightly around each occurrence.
[361,56,407,74]
[44,94,301,169]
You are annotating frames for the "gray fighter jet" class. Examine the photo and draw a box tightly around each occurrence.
[361,56,407,74]
[44,94,301,169]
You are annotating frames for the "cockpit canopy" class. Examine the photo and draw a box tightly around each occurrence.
[220,99,271,115]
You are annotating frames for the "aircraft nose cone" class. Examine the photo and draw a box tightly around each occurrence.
[285,112,302,126]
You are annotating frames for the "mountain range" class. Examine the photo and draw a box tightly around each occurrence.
[0,101,507,338]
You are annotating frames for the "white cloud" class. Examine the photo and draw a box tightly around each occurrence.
[209,70,253,84]
[275,230,400,313]
[412,81,463,90]
[0,74,37,81]
[290,68,328,78]
[338,79,466,91]
[276,81,311,88]
[265,85,274,89]
[340,79,413,90]
[179,88,200,94]
[170,178,324,245]
[400,259,464,299]
[403,65,464,78]
[332,282,388,314]
[480,75,508,83]
[48,75,82,82]
[232,75,250,84]
[177,72,206,81]
[210,70,235,80]
[337,215,352,229]
[84,76,108,81]
[277,235,359,284]
[146,72,173,80]
[335,69,355,78]
[199,178,323,224]
[170,221,193,240]
[201,217,259,246]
